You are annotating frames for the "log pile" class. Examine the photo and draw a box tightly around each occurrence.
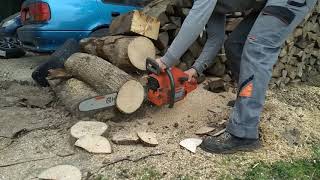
[270,2,320,88]
[47,0,319,120]
[143,0,320,87]
[145,0,320,88]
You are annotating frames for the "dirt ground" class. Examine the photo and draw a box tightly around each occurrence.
[0,56,319,180]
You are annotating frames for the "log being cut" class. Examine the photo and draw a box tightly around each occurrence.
[48,78,116,120]
[80,35,156,71]
[64,53,145,114]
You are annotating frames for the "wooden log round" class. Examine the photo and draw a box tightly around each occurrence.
[65,53,145,114]
[49,78,115,119]
[65,53,133,94]
[80,36,155,71]
[116,80,145,114]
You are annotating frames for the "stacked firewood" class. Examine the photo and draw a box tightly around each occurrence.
[144,0,320,87]
[270,2,320,88]
[49,0,319,120]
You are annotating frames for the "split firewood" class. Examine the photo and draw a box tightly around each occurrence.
[80,36,156,71]
[38,165,81,180]
[109,10,160,40]
[154,31,169,50]
[206,78,229,93]
[143,0,174,19]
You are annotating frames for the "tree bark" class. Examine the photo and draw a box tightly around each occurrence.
[80,36,156,71]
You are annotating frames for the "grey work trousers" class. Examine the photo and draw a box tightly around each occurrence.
[162,0,317,139]
[227,0,317,139]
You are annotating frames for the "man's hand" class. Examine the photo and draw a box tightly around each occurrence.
[155,58,167,72]
[184,68,198,81]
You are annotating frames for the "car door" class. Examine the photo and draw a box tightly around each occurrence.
[95,0,143,26]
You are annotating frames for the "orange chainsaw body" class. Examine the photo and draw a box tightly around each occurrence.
[147,67,197,107]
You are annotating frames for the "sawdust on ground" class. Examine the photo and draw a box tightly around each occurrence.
[0,77,319,179]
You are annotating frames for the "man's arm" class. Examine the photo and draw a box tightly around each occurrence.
[160,0,218,68]
[192,12,226,75]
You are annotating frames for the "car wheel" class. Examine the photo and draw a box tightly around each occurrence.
[90,28,109,38]
[0,37,25,58]
[32,39,80,87]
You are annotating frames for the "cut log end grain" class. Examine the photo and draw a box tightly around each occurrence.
[38,165,81,180]
[116,80,145,114]
[70,121,109,139]
[128,37,156,70]
[75,135,112,154]
[137,131,159,147]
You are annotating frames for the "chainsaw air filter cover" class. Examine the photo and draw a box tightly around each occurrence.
[147,76,160,91]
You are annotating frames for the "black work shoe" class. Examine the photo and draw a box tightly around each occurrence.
[200,132,261,154]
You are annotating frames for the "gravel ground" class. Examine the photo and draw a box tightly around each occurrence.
[0,56,319,180]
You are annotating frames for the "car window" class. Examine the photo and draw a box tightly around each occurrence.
[102,0,152,7]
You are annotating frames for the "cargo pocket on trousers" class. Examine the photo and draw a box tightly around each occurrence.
[262,5,296,26]
[287,0,306,7]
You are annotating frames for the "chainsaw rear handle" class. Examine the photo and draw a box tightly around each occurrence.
[146,58,161,75]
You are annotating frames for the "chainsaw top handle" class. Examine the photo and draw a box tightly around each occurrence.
[146,58,161,75]
[165,68,175,108]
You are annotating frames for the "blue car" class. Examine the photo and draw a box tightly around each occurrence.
[18,0,145,52]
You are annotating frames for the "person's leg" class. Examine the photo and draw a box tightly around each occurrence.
[161,0,218,67]
[201,0,317,153]
[192,13,226,75]
[224,11,260,83]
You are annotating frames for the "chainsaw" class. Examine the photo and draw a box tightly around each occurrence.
[78,58,198,112]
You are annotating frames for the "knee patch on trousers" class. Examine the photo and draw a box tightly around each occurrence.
[238,75,254,98]
[262,5,295,25]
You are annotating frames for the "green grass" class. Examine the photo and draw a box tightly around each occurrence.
[135,167,163,180]
[244,146,320,180]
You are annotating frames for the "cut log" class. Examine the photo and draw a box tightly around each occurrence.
[65,53,145,114]
[70,121,109,139]
[49,78,116,119]
[75,135,112,154]
[111,131,140,145]
[137,131,159,147]
[80,36,156,71]
[109,10,160,40]
[38,165,81,180]
[116,80,145,114]
[65,53,133,94]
